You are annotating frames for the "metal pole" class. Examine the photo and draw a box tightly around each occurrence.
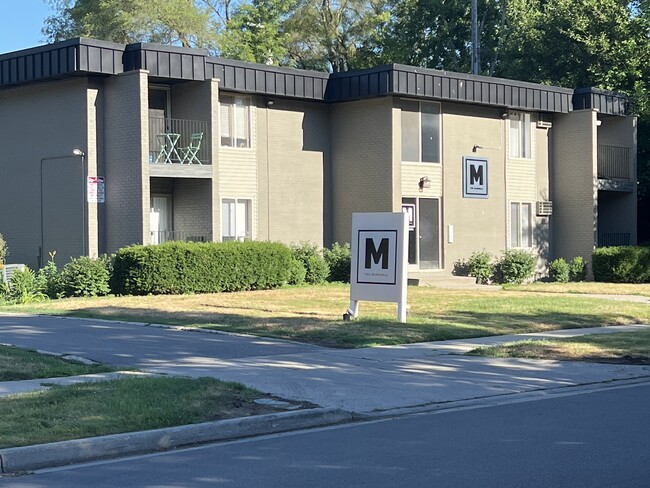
[471,0,480,75]
[73,149,86,257]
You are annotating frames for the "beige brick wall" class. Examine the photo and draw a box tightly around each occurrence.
[0,78,89,268]
[103,70,149,253]
[173,179,213,240]
[551,110,598,265]
[441,103,509,270]
[256,98,330,245]
[331,98,394,244]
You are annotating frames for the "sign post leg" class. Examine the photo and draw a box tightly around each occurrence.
[349,300,359,319]
[397,301,407,323]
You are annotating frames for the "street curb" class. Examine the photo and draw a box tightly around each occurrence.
[0,407,353,474]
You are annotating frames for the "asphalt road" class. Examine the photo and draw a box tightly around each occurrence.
[0,314,318,367]
[5,382,649,488]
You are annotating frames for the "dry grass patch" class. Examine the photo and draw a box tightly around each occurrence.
[468,329,650,364]
[504,282,650,297]
[3,284,650,348]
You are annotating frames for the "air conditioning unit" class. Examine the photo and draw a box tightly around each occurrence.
[536,120,552,129]
[536,201,553,216]
[1,264,26,284]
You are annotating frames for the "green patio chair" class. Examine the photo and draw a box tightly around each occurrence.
[180,132,204,164]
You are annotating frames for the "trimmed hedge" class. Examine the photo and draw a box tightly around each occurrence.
[592,246,650,283]
[111,241,294,295]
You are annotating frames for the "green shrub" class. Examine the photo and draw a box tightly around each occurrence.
[38,252,64,299]
[111,241,294,295]
[548,258,569,283]
[290,242,330,285]
[592,246,650,283]
[60,256,111,297]
[568,256,588,282]
[495,249,536,284]
[0,232,7,264]
[287,258,307,285]
[324,242,351,283]
[467,251,493,284]
[452,259,470,276]
[5,267,47,304]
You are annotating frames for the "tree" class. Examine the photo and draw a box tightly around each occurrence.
[365,0,507,73]
[43,0,218,49]
[218,0,295,65]
[283,0,390,72]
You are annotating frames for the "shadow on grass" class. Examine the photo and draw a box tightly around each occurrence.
[47,303,648,349]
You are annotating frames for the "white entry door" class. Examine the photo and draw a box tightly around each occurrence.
[150,195,172,244]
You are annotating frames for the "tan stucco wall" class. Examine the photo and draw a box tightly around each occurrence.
[103,70,149,253]
[331,98,395,244]
[551,110,598,265]
[0,78,89,269]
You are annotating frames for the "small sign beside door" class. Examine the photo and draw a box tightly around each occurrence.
[402,204,416,230]
[463,156,488,198]
[87,176,105,203]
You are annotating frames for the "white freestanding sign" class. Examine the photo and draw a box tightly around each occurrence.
[349,212,409,323]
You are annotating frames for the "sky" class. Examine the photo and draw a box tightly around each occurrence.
[0,0,54,53]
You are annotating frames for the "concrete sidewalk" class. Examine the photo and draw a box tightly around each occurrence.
[2,323,650,473]
[144,324,650,413]
[3,324,650,410]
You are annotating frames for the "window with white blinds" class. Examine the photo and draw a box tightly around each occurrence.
[509,112,531,159]
[510,202,532,248]
[220,94,251,148]
[222,198,252,241]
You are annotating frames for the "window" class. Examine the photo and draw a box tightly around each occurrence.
[401,100,440,163]
[220,94,251,148]
[510,202,532,248]
[222,198,252,241]
[509,112,531,159]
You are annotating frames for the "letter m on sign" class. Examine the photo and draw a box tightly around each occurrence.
[365,238,389,269]
[470,164,483,186]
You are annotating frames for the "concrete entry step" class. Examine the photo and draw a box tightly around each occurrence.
[407,272,500,290]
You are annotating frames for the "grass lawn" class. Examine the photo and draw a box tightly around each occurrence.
[2,283,650,348]
[0,376,290,448]
[0,344,115,381]
[504,281,650,297]
[467,329,650,364]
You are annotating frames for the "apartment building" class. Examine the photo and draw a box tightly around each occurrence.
[0,38,637,277]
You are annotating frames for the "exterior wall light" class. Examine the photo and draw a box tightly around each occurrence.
[418,176,431,192]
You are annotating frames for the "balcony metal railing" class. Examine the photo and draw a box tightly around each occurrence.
[149,117,210,165]
[598,232,631,247]
[150,231,208,245]
[597,145,630,179]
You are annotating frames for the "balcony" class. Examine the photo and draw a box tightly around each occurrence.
[149,117,210,165]
[597,145,634,192]
[597,145,630,179]
[598,232,630,247]
[150,231,209,245]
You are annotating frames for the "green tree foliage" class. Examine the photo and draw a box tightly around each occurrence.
[43,0,218,48]
[284,0,390,72]
[218,0,295,65]
[364,0,506,73]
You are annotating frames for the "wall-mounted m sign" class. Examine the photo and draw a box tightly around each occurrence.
[463,156,489,198]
